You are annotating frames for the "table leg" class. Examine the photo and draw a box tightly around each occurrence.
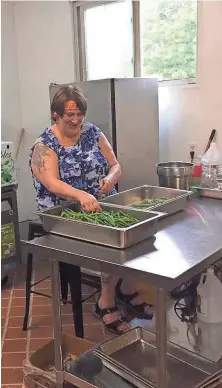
[51,259,63,388]
[69,265,84,338]
[156,288,167,388]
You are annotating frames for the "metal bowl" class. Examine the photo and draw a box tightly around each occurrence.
[157,161,194,190]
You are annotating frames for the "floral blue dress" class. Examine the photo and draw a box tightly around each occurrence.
[30,121,117,210]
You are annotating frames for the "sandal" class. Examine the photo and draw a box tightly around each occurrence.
[93,301,130,335]
[116,279,154,320]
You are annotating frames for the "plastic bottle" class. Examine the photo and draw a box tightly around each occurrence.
[196,267,222,324]
[200,142,221,188]
[201,141,221,165]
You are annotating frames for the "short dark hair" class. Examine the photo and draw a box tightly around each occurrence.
[51,85,87,118]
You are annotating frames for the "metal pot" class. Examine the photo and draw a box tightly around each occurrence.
[157,162,194,190]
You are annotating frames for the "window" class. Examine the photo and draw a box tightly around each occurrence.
[74,1,134,81]
[73,0,198,83]
[84,2,134,80]
[140,0,197,81]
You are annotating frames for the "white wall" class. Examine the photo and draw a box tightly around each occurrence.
[159,1,222,162]
[13,0,75,221]
[2,0,222,220]
[1,3,21,146]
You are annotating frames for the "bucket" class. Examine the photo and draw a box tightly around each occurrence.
[157,162,194,190]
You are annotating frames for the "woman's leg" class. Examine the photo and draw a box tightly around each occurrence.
[98,274,131,332]
[118,279,155,316]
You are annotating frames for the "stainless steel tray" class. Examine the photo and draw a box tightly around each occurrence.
[94,327,211,388]
[39,202,164,249]
[195,370,222,388]
[190,187,222,200]
[101,185,192,216]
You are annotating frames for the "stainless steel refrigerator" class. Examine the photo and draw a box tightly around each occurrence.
[49,78,159,191]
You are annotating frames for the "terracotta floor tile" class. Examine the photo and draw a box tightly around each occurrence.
[83,303,95,314]
[1,298,9,307]
[32,296,51,305]
[61,303,94,315]
[1,307,8,317]
[61,303,72,314]
[29,337,52,352]
[11,297,26,307]
[32,305,52,316]
[84,324,104,342]
[9,305,25,317]
[63,324,104,343]
[2,339,27,353]
[62,313,99,327]
[62,314,75,325]
[30,326,53,338]
[2,385,23,388]
[8,316,24,327]
[34,280,51,289]
[13,289,26,298]
[83,313,100,325]
[2,352,26,367]
[31,315,52,327]
[1,265,103,388]
[1,289,11,298]
[1,368,24,384]
[33,288,52,297]
[4,327,28,339]
[2,317,6,327]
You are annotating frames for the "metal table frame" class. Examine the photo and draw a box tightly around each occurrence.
[22,198,222,388]
[50,259,168,388]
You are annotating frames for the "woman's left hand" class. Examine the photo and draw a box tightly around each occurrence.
[99,177,115,194]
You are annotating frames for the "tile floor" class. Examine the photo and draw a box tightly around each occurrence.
[1,261,106,388]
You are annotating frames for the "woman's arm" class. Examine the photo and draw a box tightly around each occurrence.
[31,143,101,212]
[98,133,122,194]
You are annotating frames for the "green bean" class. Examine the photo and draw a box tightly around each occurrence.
[131,197,170,209]
[60,208,139,228]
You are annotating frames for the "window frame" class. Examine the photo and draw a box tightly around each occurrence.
[72,0,199,85]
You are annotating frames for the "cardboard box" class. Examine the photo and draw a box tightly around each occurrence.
[25,374,76,388]
[1,141,17,187]
[24,334,95,388]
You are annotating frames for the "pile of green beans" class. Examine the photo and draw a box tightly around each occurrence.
[60,208,139,228]
[132,197,169,209]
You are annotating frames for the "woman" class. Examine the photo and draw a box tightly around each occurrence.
[30,85,153,335]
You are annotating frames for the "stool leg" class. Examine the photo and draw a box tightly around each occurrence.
[59,262,69,303]
[23,253,33,331]
[68,265,84,338]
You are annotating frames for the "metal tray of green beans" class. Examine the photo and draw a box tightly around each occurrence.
[101,185,192,216]
[38,202,164,249]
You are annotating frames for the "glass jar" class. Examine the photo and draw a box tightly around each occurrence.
[216,165,222,190]
[200,164,218,188]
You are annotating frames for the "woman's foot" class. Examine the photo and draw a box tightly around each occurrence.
[93,297,132,335]
[116,279,154,319]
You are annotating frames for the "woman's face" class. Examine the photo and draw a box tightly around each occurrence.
[58,100,84,137]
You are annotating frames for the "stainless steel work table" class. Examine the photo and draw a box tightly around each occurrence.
[22,198,222,388]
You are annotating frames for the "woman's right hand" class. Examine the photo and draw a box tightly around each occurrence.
[78,191,101,212]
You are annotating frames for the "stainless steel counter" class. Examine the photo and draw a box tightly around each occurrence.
[22,198,222,291]
[22,198,222,388]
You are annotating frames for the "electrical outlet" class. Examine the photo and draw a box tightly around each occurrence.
[188,142,198,154]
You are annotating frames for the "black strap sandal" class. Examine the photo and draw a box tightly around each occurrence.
[116,279,154,320]
[93,301,129,335]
